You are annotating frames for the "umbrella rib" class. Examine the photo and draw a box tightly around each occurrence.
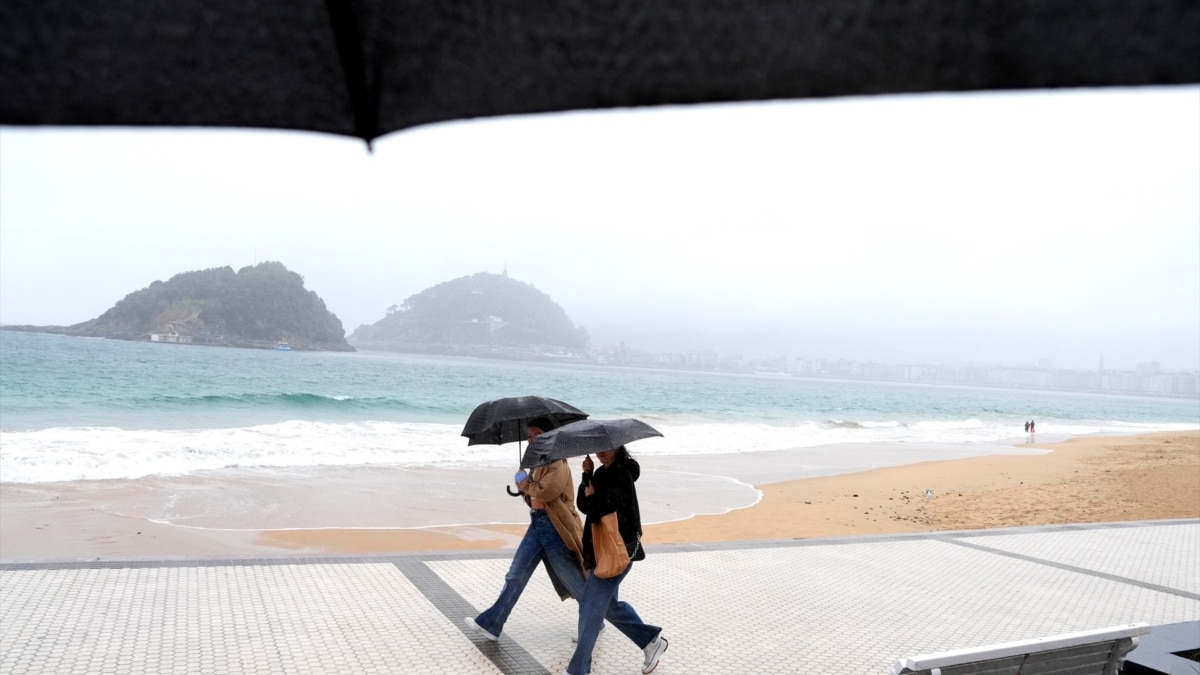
[324,0,377,146]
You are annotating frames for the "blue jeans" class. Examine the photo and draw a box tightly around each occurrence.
[474,509,585,637]
[567,563,661,675]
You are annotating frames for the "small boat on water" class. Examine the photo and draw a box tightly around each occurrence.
[274,340,292,351]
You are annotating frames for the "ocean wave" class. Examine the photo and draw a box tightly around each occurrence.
[140,392,424,411]
[2,391,442,423]
[911,417,986,430]
[2,418,1194,484]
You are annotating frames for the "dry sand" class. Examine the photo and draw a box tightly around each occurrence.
[646,429,1200,544]
[2,431,1196,562]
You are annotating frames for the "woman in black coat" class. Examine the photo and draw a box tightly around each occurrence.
[566,446,669,675]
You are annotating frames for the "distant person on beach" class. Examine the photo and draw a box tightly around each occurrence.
[1030,420,1036,433]
[1024,421,1030,432]
[465,417,588,640]
[566,445,669,675]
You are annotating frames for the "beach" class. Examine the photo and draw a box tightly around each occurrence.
[647,429,1200,543]
[1,430,1196,562]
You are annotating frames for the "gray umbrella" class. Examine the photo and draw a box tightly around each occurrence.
[520,418,662,469]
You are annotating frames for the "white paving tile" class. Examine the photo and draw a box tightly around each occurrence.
[958,522,1200,594]
[0,564,503,675]
[2,521,1197,675]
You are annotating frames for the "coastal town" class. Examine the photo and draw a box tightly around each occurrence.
[452,342,1200,399]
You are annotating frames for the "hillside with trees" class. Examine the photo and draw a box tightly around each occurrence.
[5,262,353,351]
[350,272,589,355]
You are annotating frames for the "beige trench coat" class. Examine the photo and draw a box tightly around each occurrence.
[517,459,586,599]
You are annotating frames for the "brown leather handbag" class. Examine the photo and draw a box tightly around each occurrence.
[592,512,631,578]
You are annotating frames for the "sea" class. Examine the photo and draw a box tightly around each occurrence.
[2,329,1197,487]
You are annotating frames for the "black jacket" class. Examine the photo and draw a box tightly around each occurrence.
[577,456,646,571]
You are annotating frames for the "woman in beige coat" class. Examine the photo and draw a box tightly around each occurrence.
[464,417,588,640]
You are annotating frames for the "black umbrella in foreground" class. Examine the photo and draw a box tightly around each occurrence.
[2,0,1197,147]
[521,418,662,469]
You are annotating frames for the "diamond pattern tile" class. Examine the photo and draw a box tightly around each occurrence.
[2,521,1197,675]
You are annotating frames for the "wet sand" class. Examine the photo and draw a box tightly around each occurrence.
[1,431,1196,562]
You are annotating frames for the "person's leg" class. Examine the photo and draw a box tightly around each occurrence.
[535,518,586,601]
[471,514,545,637]
[536,526,619,644]
[595,563,661,648]
[566,571,620,675]
[601,568,669,675]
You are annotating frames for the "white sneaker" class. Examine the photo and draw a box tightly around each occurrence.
[642,634,668,674]
[463,616,499,641]
[570,622,606,642]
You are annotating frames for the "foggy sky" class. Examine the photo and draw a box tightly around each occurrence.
[1,86,1198,371]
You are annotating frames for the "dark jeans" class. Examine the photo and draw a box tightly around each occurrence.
[474,509,585,637]
[567,563,661,675]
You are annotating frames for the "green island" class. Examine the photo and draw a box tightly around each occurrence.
[349,271,589,358]
[1,266,587,356]
[1,262,353,351]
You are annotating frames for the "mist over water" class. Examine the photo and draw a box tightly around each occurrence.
[2,330,1196,484]
[4,90,1198,374]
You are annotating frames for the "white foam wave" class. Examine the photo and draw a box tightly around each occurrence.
[0,418,1193,484]
[911,418,986,430]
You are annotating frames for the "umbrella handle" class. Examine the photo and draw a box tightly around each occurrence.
[506,485,522,497]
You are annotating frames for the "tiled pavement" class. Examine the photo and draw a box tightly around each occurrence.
[2,520,1198,675]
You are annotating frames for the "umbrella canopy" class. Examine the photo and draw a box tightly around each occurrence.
[521,418,662,469]
[461,396,589,447]
[2,1,1198,146]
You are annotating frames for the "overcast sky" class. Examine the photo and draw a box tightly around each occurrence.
[2,86,1197,371]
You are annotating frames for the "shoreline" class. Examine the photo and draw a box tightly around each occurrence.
[1,431,1196,562]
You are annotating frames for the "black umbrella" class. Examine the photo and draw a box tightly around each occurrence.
[461,396,589,448]
[462,395,589,495]
[521,418,662,469]
[2,1,1197,147]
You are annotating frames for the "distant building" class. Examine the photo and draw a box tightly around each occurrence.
[149,324,193,344]
[1136,361,1162,375]
[149,333,193,344]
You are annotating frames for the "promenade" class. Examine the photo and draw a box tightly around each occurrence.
[3,519,1197,675]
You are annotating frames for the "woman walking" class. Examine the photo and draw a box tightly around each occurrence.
[465,417,587,640]
[566,445,668,675]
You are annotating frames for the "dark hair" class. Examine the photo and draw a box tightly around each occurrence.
[526,416,556,432]
[613,445,639,469]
